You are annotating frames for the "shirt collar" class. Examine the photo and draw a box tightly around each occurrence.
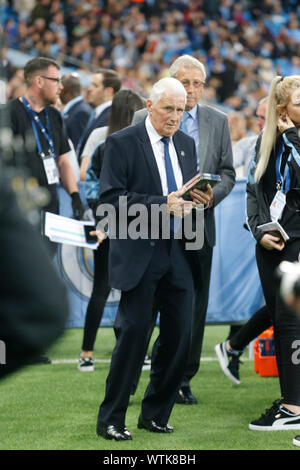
[62,95,83,114]
[186,104,198,120]
[145,116,174,146]
[94,100,112,118]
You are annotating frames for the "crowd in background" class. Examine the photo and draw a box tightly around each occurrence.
[1,0,300,133]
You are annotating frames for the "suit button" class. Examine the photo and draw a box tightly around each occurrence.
[150,242,155,247]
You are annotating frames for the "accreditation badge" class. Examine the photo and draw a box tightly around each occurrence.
[270,190,286,222]
[43,155,59,185]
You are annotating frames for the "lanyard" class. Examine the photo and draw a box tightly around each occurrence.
[21,96,56,159]
[275,139,291,193]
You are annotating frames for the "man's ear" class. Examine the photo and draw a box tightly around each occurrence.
[146,99,152,114]
[104,86,114,100]
[35,75,43,88]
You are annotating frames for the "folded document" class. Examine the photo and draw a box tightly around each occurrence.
[44,212,99,249]
[257,221,289,242]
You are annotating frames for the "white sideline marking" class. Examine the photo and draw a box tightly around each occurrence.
[51,357,251,365]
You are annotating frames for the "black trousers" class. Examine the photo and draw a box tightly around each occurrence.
[81,237,111,351]
[256,240,300,406]
[230,305,272,352]
[130,237,213,392]
[181,237,213,386]
[97,239,194,428]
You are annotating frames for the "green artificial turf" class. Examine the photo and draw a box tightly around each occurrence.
[0,325,298,451]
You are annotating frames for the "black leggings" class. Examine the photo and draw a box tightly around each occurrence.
[81,237,111,351]
[229,305,272,352]
[256,240,300,406]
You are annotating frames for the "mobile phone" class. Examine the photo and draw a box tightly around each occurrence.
[84,224,97,243]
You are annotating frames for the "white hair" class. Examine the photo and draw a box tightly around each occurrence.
[149,77,187,104]
[169,55,206,81]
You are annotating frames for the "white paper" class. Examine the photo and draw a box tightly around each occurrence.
[257,221,289,242]
[44,212,99,249]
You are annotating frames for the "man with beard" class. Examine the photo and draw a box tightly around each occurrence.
[7,57,84,227]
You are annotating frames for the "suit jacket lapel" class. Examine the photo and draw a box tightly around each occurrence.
[136,121,163,195]
[173,132,190,184]
[197,104,211,172]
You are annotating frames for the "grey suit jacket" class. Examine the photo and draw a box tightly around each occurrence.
[132,105,235,247]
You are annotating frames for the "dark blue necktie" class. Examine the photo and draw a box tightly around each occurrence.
[161,136,177,233]
[161,136,177,193]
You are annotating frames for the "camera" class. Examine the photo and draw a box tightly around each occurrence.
[277,261,300,299]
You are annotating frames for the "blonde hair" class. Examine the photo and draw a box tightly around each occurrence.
[255,75,300,183]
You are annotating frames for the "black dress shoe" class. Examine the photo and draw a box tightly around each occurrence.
[138,414,174,433]
[97,423,132,441]
[175,386,198,404]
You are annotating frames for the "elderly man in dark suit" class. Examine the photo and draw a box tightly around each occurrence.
[133,55,235,404]
[96,77,198,441]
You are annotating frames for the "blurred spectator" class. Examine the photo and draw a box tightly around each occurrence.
[78,68,122,177]
[2,0,300,127]
[233,97,267,177]
[60,73,92,154]
[228,110,247,146]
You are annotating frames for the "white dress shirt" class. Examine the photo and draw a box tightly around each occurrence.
[145,116,183,196]
[94,100,112,118]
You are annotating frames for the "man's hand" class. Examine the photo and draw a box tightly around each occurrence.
[71,192,85,220]
[189,184,214,209]
[167,186,195,217]
[260,233,285,251]
[89,230,107,244]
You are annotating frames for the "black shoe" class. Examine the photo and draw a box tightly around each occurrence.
[138,414,174,433]
[97,423,132,441]
[249,399,300,431]
[175,385,197,404]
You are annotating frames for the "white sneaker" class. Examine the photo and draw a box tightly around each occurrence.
[293,435,300,447]
[215,341,241,385]
[78,356,95,372]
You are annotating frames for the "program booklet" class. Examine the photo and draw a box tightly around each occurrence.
[44,212,99,249]
[183,172,221,198]
[257,221,289,242]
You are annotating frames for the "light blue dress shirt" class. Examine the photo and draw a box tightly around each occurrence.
[180,105,200,171]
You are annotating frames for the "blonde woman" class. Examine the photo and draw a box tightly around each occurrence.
[246,75,300,431]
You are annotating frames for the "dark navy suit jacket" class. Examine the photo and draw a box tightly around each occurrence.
[78,105,111,157]
[99,120,197,291]
[63,97,92,150]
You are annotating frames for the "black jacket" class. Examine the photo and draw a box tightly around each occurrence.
[246,128,300,242]
[0,169,69,378]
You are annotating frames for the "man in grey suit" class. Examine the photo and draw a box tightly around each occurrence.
[132,55,235,404]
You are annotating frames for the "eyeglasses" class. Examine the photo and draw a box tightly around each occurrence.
[41,75,62,85]
[181,80,205,89]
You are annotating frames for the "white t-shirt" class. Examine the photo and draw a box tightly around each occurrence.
[81,126,108,158]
